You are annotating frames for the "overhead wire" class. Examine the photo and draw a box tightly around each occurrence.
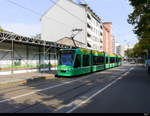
[6,0,73,28]
[48,0,87,24]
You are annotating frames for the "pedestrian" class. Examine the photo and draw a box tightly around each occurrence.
[147,59,150,73]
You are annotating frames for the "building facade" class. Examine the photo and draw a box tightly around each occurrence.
[0,32,74,75]
[56,37,86,48]
[103,22,113,54]
[112,36,116,54]
[115,42,125,57]
[41,0,103,51]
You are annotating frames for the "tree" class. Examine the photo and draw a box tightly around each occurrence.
[133,43,145,57]
[125,48,135,58]
[128,0,150,39]
[128,0,150,58]
[0,25,4,32]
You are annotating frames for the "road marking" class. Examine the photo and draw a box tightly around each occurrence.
[65,67,134,113]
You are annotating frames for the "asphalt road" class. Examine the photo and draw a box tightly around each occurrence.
[73,64,150,113]
[0,64,149,113]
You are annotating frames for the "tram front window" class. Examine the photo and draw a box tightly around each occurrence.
[60,54,74,66]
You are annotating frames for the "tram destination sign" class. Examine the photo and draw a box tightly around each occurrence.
[60,50,75,54]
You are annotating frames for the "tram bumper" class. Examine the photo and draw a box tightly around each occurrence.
[57,66,74,77]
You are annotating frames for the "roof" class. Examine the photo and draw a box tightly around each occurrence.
[80,4,101,22]
[92,50,105,55]
[56,37,85,44]
[109,53,116,57]
[0,32,75,49]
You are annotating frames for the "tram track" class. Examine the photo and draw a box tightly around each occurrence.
[0,65,130,95]
[0,79,60,95]
[0,67,113,95]
[0,69,116,97]
[0,66,130,101]
[0,65,132,113]
[13,75,111,113]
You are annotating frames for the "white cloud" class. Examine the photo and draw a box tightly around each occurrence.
[1,23,41,37]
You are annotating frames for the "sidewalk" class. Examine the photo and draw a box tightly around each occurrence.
[0,71,56,86]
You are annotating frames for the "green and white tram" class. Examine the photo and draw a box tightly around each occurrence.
[57,48,122,77]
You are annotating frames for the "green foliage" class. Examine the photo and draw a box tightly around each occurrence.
[125,43,147,58]
[0,25,3,32]
[128,0,150,57]
[128,0,150,39]
[125,49,135,58]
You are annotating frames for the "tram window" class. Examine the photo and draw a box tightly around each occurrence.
[110,58,113,63]
[93,56,98,65]
[116,58,118,62]
[93,56,104,65]
[99,56,104,65]
[83,55,90,67]
[74,55,81,68]
[119,58,122,62]
[110,58,115,63]
[106,57,109,64]
[110,58,112,63]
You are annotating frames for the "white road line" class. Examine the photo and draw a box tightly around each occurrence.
[66,67,134,113]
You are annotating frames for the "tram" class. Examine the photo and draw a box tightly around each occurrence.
[57,48,122,77]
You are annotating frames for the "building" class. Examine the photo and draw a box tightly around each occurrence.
[41,0,103,51]
[56,37,86,48]
[112,36,116,54]
[115,42,125,57]
[0,32,75,75]
[103,22,113,54]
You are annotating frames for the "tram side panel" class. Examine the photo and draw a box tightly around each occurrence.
[79,51,92,75]
[92,54,105,72]
[105,55,110,69]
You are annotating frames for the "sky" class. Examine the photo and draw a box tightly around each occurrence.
[0,0,138,47]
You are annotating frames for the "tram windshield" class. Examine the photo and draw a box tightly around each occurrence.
[59,50,75,66]
[60,54,74,66]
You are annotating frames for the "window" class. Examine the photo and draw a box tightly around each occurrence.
[99,56,104,65]
[87,42,92,47]
[110,57,115,63]
[93,56,104,65]
[87,33,91,38]
[87,23,91,29]
[100,32,103,36]
[59,54,74,66]
[118,58,122,62]
[74,55,81,68]
[87,14,91,20]
[100,25,103,29]
[106,57,109,64]
[83,55,90,67]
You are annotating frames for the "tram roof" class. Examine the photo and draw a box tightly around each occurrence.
[108,53,116,57]
[92,50,105,55]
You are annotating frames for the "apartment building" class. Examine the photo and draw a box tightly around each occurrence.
[112,36,116,54]
[85,5,103,51]
[41,0,103,51]
[115,42,125,57]
[103,22,113,54]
